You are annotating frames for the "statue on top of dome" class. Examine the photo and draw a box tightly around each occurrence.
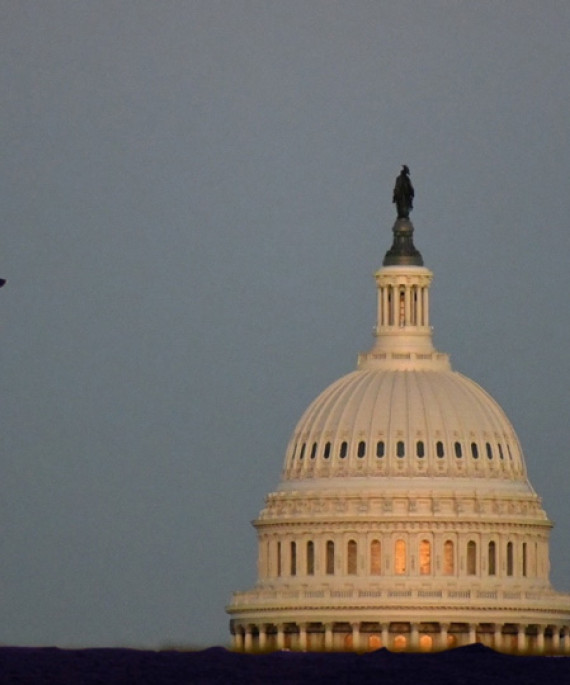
[393,165,414,219]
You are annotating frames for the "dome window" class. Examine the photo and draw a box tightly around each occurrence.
[310,442,317,460]
[467,541,477,575]
[436,441,445,458]
[498,443,504,460]
[454,442,463,458]
[443,540,454,575]
[347,540,358,575]
[339,441,348,459]
[277,542,282,577]
[507,542,514,576]
[306,541,315,575]
[323,441,331,459]
[326,540,335,575]
[376,441,385,458]
[370,540,381,575]
[290,541,297,576]
[299,443,306,461]
[471,442,479,459]
[396,441,405,458]
[357,441,366,458]
[488,541,496,576]
[486,443,493,460]
[416,441,425,458]
[522,542,527,577]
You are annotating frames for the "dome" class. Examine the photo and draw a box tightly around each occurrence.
[228,170,570,655]
[283,366,527,483]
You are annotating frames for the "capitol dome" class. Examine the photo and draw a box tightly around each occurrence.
[227,169,570,654]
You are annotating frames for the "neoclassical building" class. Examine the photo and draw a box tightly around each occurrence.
[227,171,570,653]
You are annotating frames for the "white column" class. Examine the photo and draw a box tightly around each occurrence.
[352,623,361,651]
[325,623,333,650]
[423,287,429,326]
[381,624,389,650]
[517,624,527,653]
[551,627,560,654]
[299,623,307,651]
[231,630,241,651]
[381,286,387,327]
[536,625,545,653]
[494,624,503,652]
[404,285,411,326]
[468,624,477,644]
[258,624,267,651]
[439,623,449,651]
[276,624,285,650]
[410,623,419,651]
[244,626,253,652]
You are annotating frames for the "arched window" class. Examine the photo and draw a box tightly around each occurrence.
[498,444,504,460]
[306,541,314,575]
[443,540,454,575]
[339,441,348,459]
[376,441,385,458]
[357,441,366,458]
[486,443,493,460]
[326,540,335,575]
[397,441,405,458]
[299,443,306,460]
[310,442,317,459]
[277,541,282,577]
[324,442,331,459]
[507,541,514,576]
[488,541,496,576]
[395,539,406,574]
[454,442,463,458]
[471,442,479,459]
[420,540,431,575]
[436,441,445,458]
[416,441,425,458]
[522,542,527,577]
[347,540,357,575]
[290,541,297,576]
[467,541,477,575]
[370,540,381,575]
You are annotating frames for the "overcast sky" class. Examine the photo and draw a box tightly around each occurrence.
[3,1,570,649]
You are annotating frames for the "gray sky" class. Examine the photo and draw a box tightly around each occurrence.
[2,1,570,648]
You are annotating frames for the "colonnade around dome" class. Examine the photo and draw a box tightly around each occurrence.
[230,619,570,655]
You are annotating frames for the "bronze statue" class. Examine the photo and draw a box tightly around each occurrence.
[392,165,414,219]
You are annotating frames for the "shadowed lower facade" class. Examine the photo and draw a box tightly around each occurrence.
[227,171,570,653]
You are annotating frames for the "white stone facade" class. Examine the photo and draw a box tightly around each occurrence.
[227,258,570,653]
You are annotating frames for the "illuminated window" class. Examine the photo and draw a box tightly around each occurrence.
[368,635,382,649]
[340,441,348,459]
[347,540,357,575]
[357,441,366,458]
[420,540,431,575]
[467,541,477,575]
[436,441,445,458]
[376,441,385,458]
[522,542,527,577]
[486,442,493,460]
[454,442,462,458]
[277,542,282,577]
[507,542,514,576]
[443,540,454,575]
[397,441,405,458]
[290,541,297,576]
[395,539,406,574]
[420,635,433,652]
[488,541,496,576]
[310,442,317,459]
[416,441,425,458]
[324,442,331,459]
[394,634,407,650]
[306,541,314,575]
[370,540,381,575]
[471,442,479,459]
[326,540,335,575]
